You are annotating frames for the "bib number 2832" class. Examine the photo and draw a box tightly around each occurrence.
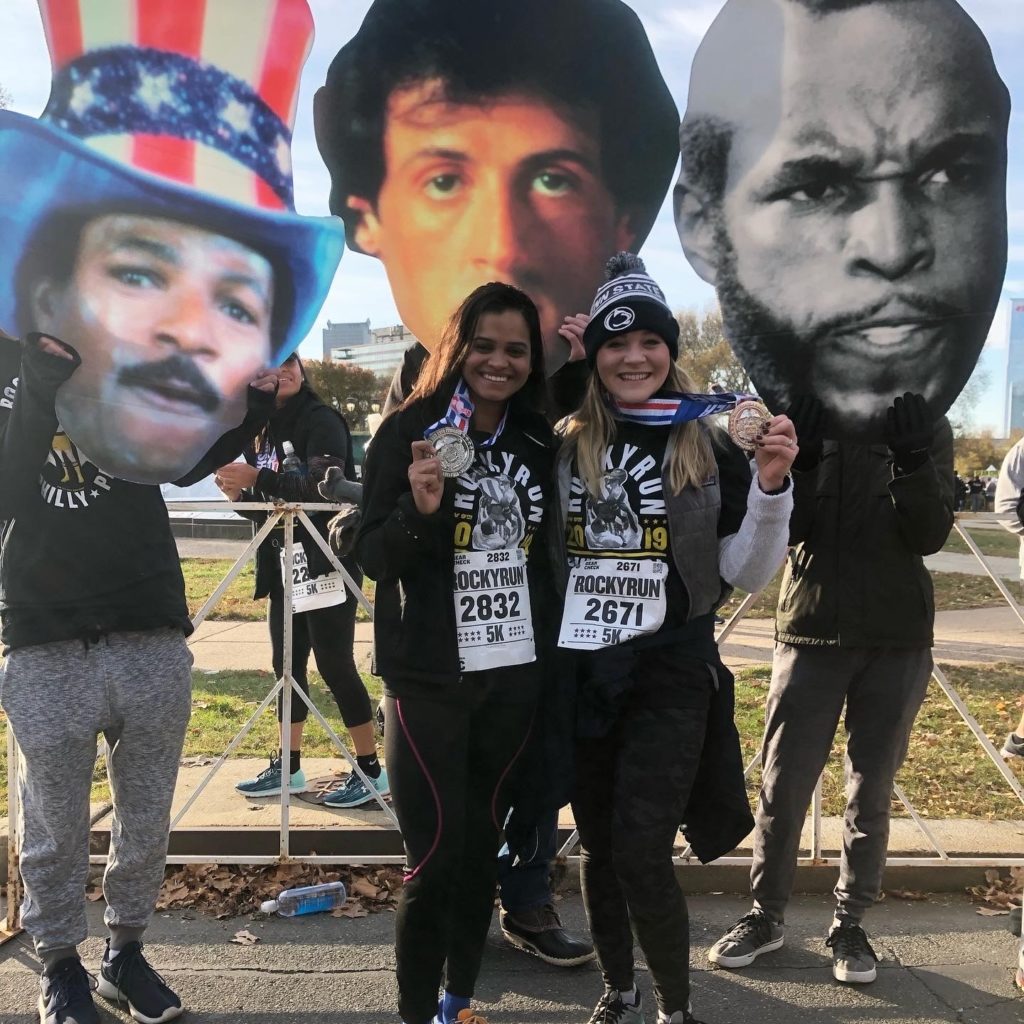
[453,548,535,672]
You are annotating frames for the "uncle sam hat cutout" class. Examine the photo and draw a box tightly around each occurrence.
[0,0,344,361]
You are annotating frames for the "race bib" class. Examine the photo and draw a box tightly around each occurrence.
[558,557,667,650]
[281,542,347,614]
[454,548,535,672]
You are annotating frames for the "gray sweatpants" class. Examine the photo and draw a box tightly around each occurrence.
[0,628,192,957]
[751,642,932,925]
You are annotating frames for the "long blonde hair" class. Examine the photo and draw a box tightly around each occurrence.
[563,362,716,497]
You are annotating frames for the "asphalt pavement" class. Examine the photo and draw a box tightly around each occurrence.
[1,893,1020,1023]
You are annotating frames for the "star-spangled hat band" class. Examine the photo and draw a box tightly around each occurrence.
[0,0,344,360]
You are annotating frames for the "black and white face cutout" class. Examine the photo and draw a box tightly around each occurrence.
[675,0,1010,442]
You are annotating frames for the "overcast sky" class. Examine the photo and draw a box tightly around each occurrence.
[1,0,1020,427]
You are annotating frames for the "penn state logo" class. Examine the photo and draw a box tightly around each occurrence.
[604,306,635,332]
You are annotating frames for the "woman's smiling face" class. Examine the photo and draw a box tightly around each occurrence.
[595,329,671,403]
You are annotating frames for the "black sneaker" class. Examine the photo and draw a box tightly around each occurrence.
[708,909,784,968]
[38,959,99,1024]
[826,920,878,984]
[587,988,644,1024]
[97,941,183,1023]
[500,904,596,967]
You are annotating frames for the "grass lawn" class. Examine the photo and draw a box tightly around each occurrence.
[719,568,1023,621]
[0,668,383,818]
[2,664,1019,822]
[733,662,1024,821]
[943,527,1021,560]
[182,558,375,623]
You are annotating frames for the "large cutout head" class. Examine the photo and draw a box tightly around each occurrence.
[676,0,1010,442]
[0,0,345,483]
[314,0,678,375]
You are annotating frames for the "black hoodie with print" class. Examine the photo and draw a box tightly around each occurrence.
[0,337,273,653]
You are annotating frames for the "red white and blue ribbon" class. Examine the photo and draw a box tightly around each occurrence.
[607,390,757,427]
[425,379,509,448]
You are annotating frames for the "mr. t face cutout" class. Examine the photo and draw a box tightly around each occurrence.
[676,0,1009,442]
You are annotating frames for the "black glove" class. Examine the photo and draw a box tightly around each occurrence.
[884,392,934,474]
[1016,489,1024,530]
[785,395,825,471]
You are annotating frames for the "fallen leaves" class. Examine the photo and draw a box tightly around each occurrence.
[231,929,260,945]
[967,866,1024,911]
[885,889,929,902]
[144,862,405,920]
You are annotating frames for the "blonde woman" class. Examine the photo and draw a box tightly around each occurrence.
[558,255,797,1024]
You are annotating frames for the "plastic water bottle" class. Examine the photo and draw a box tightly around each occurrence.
[280,441,302,475]
[260,881,346,917]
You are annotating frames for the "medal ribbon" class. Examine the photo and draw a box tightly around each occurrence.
[425,378,509,449]
[606,390,757,427]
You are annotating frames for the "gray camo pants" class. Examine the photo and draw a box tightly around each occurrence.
[751,642,932,925]
[0,628,192,956]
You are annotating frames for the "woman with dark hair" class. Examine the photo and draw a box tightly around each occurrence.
[214,354,385,809]
[356,282,558,1024]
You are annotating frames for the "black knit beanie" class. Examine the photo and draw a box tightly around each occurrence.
[582,252,679,367]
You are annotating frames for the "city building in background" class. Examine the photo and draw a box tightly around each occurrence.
[322,318,372,359]
[322,319,419,378]
[1004,298,1024,436]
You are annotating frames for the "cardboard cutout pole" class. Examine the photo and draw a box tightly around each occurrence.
[0,0,344,484]
[675,0,1010,443]
[314,0,678,376]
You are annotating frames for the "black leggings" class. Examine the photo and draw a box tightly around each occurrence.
[573,655,713,1016]
[267,571,372,728]
[384,686,534,1024]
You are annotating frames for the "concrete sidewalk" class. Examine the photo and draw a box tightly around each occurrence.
[1,893,1020,1023]
[186,603,1024,674]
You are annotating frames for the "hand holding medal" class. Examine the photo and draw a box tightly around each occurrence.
[409,440,444,515]
[751,412,799,492]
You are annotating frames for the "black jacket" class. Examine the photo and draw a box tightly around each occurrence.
[238,385,358,598]
[356,388,559,693]
[775,421,955,647]
[0,338,272,652]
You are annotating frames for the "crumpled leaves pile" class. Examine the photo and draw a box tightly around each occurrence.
[967,866,1024,913]
[87,862,403,920]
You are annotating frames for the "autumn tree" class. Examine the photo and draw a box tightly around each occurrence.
[675,308,754,394]
[303,359,389,432]
[952,430,1020,476]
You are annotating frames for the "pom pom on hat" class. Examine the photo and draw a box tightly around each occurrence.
[582,251,679,367]
[605,251,648,279]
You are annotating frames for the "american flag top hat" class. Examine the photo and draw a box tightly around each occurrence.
[0,0,344,360]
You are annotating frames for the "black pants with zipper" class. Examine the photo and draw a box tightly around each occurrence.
[573,651,714,1016]
[384,674,535,1024]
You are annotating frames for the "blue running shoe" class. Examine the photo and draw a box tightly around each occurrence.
[322,767,389,808]
[235,754,307,797]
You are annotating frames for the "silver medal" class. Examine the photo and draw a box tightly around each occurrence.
[427,426,476,477]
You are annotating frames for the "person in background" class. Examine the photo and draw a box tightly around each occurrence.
[995,436,1024,760]
[968,475,985,513]
[215,354,386,809]
[953,471,967,513]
